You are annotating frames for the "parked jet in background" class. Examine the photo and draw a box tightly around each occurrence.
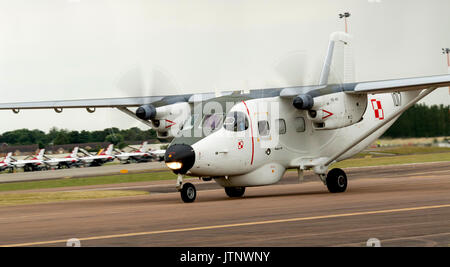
[116,142,152,164]
[150,149,166,162]
[79,144,115,167]
[0,152,14,172]
[11,149,47,172]
[44,147,80,169]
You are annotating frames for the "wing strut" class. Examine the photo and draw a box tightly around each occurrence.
[116,107,153,128]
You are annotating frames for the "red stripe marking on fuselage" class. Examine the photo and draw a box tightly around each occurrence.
[242,101,254,165]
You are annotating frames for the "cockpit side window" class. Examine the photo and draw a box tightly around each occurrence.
[202,113,224,132]
[224,111,249,132]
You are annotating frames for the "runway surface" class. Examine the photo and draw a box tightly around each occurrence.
[0,161,449,247]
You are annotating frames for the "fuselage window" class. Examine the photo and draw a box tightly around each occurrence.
[275,119,287,135]
[295,117,306,132]
[224,111,248,132]
[258,120,270,136]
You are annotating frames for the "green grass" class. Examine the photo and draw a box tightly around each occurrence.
[0,190,148,206]
[351,146,450,158]
[0,171,176,192]
[331,152,450,169]
[375,146,450,155]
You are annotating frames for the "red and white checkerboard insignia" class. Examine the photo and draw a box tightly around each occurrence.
[371,99,384,120]
[238,141,244,150]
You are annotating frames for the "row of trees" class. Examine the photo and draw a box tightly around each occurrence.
[383,104,449,138]
[0,104,447,146]
[0,127,158,148]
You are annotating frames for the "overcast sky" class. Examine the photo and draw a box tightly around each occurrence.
[0,0,449,133]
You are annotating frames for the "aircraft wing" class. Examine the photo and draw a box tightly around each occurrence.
[344,75,450,94]
[0,96,169,110]
[0,92,235,111]
[0,75,448,111]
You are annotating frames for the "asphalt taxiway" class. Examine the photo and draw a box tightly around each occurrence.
[0,161,448,247]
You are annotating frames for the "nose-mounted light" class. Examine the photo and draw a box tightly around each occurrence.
[164,144,195,174]
[166,161,183,170]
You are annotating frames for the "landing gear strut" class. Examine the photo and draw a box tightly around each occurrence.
[225,187,246,198]
[326,168,347,193]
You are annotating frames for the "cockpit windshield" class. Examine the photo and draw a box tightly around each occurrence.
[223,111,249,132]
[202,113,224,132]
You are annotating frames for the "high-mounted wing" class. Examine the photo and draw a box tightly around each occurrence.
[344,74,450,94]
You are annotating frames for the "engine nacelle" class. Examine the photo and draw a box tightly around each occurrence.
[136,102,191,139]
[307,93,367,130]
[293,94,314,110]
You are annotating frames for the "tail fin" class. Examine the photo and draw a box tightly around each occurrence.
[70,147,79,158]
[139,141,149,152]
[105,144,114,155]
[36,149,45,160]
[2,152,12,164]
[319,31,355,85]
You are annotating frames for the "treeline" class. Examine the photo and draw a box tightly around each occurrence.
[0,104,447,146]
[0,127,157,148]
[383,104,449,138]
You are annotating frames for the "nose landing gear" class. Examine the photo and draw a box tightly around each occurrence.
[180,182,197,203]
[177,174,197,203]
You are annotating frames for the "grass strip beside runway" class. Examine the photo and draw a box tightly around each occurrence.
[331,152,450,168]
[0,172,176,192]
[0,190,148,206]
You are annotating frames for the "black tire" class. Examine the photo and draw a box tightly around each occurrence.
[225,187,246,198]
[180,183,197,203]
[326,168,347,193]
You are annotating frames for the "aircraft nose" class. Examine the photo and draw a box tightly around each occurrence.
[164,144,195,174]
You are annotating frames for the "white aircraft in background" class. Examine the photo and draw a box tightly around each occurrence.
[44,147,80,169]
[1,30,450,202]
[116,141,153,164]
[11,149,47,172]
[79,144,115,167]
[149,149,166,162]
[0,152,14,172]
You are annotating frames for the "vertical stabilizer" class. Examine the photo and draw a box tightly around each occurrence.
[319,31,354,85]
[36,149,45,160]
[105,144,114,155]
[71,147,79,158]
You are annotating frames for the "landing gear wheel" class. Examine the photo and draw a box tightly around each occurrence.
[225,187,246,198]
[180,183,197,203]
[326,168,347,193]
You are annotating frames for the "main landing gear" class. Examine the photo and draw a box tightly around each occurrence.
[324,168,347,193]
[225,187,246,198]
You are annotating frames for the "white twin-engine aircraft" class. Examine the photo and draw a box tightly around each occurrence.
[1,31,449,202]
